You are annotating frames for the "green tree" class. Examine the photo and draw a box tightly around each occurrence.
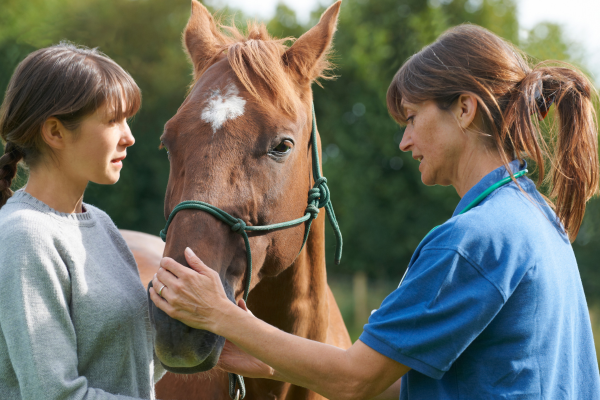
[289,0,520,278]
[1,0,196,233]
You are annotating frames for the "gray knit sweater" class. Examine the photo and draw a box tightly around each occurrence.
[0,191,163,399]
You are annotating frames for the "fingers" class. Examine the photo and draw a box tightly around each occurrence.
[151,274,170,303]
[159,256,185,278]
[184,247,213,275]
[149,286,174,313]
[237,299,253,316]
[154,263,177,288]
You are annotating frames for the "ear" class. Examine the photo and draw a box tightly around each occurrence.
[184,0,222,78]
[41,118,68,150]
[283,1,341,84]
[454,94,479,130]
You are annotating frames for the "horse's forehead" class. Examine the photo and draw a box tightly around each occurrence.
[199,81,246,134]
[175,65,248,135]
[169,62,306,142]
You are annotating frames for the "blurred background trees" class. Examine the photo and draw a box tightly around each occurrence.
[1,0,599,342]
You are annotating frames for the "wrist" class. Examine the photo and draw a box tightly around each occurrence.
[211,298,243,336]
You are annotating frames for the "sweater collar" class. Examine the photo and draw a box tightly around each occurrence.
[8,190,96,224]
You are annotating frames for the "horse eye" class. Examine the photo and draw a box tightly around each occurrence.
[272,140,293,154]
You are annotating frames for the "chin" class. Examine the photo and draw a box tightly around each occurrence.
[95,174,120,185]
[420,174,435,186]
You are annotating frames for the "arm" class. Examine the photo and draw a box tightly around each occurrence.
[150,248,410,400]
[371,379,401,400]
[0,226,143,399]
[218,339,402,400]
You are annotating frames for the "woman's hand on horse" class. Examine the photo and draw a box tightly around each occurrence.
[149,247,234,332]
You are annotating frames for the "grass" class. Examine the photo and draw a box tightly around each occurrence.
[329,274,600,369]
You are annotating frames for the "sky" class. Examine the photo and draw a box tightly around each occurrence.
[207,0,600,84]
[519,0,600,84]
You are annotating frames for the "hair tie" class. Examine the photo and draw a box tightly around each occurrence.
[533,80,556,121]
[3,142,23,157]
[0,143,23,167]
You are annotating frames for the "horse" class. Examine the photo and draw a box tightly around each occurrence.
[123,1,351,398]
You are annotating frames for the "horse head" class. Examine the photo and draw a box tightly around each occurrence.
[150,0,341,373]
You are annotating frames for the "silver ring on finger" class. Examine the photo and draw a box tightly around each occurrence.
[158,284,166,297]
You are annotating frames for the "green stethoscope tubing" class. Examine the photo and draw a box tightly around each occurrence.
[458,169,528,215]
[397,168,528,288]
[159,103,342,400]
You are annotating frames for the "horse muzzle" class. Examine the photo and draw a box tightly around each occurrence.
[147,281,227,373]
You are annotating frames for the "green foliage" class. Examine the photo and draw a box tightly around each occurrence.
[1,0,598,304]
[1,0,195,233]
[298,0,520,277]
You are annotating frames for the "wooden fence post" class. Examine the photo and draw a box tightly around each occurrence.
[353,271,368,329]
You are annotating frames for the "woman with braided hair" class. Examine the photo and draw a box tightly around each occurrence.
[0,43,164,398]
[150,24,600,399]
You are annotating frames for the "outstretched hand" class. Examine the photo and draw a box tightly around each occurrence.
[150,249,275,379]
[149,247,234,333]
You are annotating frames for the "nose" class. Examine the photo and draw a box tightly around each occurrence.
[120,120,135,148]
[399,127,412,152]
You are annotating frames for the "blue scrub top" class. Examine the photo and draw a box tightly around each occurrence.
[360,160,600,399]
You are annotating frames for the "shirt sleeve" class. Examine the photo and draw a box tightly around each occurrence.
[0,225,144,399]
[359,248,506,379]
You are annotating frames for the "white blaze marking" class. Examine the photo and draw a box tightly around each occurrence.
[201,83,246,133]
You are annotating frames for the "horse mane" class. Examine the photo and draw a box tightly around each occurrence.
[195,20,334,115]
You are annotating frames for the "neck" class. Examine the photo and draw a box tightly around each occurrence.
[25,161,87,213]
[453,143,505,198]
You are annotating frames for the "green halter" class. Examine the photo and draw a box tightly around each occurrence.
[159,104,342,400]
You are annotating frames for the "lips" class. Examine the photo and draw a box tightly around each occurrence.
[111,156,126,163]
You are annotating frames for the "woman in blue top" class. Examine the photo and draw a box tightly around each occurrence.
[149,24,600,399]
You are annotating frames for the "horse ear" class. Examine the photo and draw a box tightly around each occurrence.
[184,0,221,78]
[283,1,341,84]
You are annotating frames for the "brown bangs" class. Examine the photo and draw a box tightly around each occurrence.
[93,56,141,121]
[386,50,443,126]
[386,43,470,126]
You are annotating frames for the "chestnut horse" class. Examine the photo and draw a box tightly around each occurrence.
[123,1,351,399]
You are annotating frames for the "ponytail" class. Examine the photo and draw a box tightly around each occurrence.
[0,142,23,208]
[504,64,599,239]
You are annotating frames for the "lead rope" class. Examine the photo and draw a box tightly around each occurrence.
[159,104,342,399]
